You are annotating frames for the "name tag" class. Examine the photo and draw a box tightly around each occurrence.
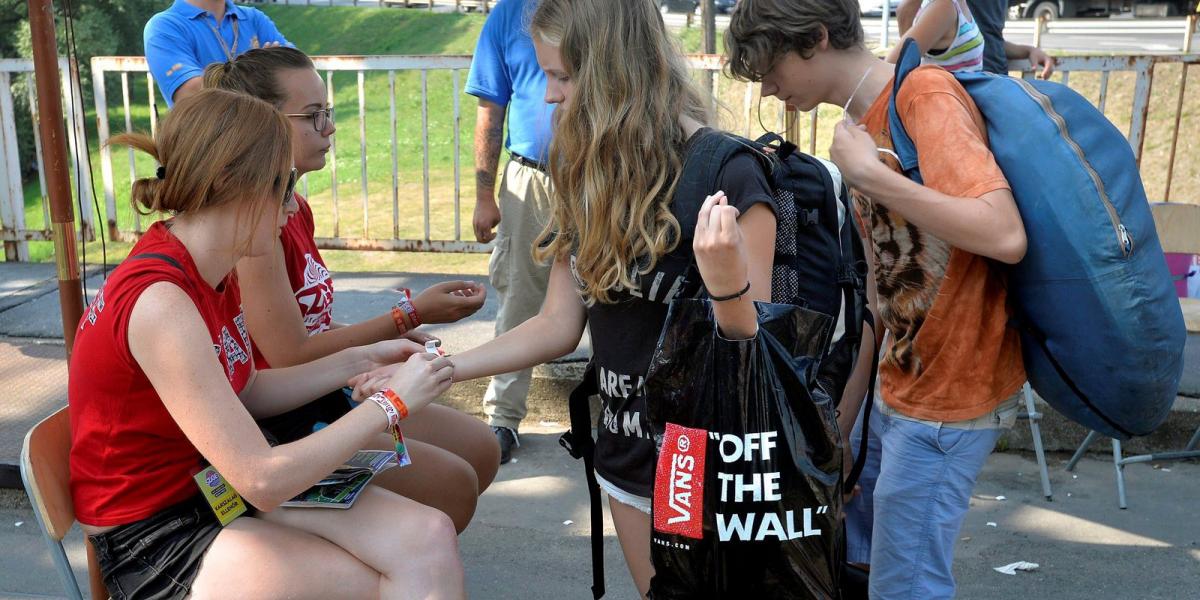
[193,466,248,526]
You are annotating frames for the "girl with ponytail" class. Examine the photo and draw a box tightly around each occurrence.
[69,88,465,599]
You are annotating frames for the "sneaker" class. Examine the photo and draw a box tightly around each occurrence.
[493,426,520,465]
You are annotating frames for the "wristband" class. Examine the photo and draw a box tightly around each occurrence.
[397,296,421,328]
[390,305,410,335]
[380,388,410,421]
[367,389,414,467]
[369,391,400,428]
[707,280,752,302]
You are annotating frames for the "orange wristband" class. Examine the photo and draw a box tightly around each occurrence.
[381,388,409,420]
[390,306,410,335]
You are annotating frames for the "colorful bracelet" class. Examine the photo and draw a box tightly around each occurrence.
[396,288,422,328]
[367,389,414,467]
[380,388,410,421]
[368,391,401,429]
[390,305,409,335]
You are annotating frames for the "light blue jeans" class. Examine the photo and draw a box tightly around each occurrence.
[849,396,1017,599]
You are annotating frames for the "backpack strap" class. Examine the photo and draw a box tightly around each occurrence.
[887,38,928,185]
[557,363,605,599]
[833,188,877,491]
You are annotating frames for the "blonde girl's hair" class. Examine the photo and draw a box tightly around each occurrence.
[530,0,711,304]
[106,88,293,248]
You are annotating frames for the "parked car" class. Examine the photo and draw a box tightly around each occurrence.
[659,0,738,15]
[1011,0,1196,20]
[859,0,901,16]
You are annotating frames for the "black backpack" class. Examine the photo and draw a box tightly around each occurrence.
[559,130,876,599]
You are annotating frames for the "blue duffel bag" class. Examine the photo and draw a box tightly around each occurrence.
[887,39,1185,440]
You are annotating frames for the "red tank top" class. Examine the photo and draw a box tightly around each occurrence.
[250,194,335,369]
[69,221,254,526]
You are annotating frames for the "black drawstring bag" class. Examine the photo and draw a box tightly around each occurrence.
[645,299,844,599]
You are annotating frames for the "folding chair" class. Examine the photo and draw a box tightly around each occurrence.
[19,406,108,600]
[1064,203,1200,508]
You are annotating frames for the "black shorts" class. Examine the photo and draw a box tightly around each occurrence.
[89,494,231,600]
[257,387,355,445]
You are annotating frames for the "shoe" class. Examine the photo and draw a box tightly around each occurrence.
[493,426,520,465]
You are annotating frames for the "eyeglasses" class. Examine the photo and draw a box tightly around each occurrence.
[281,168,297,206]
[284,106,334,133]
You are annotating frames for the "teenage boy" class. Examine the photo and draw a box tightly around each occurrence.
[726,1,1027,597]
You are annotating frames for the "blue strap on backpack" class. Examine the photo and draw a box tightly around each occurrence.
[886,39,1185,440]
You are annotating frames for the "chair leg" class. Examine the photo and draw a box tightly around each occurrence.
[1066,430,1099,472]
[46,539,84,600]
[1185,426,1200,452]
[1112,438,1128,509]
[1023,383,1053,500]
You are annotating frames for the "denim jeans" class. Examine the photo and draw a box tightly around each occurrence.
[864,396,1017,599]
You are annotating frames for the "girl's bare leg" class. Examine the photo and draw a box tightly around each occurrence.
[402,403,501,492]
[609,497,655,599]
[190,516,378,599]
[258,486,465,599]
[367,433,480,532]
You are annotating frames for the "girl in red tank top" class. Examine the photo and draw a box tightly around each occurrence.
[68,89,465,599]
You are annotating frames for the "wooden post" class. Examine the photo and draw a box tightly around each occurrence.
[1034,13,1048,48]
[27,0,84,356]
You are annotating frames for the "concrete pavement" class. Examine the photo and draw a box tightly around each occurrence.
[1,430,1198,599]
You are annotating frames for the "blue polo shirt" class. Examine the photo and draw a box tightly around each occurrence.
[144,0,292,106]
[465,0,553,162]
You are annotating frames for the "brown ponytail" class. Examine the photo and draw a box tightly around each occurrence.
[107,88,292,222]
[203,46,315,107]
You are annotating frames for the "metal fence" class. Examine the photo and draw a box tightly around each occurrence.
[0,52,1195,259]
[0,58,94,261]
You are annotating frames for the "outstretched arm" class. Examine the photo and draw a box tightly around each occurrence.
[238,240,484,368]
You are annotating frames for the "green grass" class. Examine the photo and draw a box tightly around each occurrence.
[6,6,1198,273]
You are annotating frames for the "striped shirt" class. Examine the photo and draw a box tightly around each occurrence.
[916,0,985,73]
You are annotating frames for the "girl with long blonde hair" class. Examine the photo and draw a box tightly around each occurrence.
[357,0,779,593]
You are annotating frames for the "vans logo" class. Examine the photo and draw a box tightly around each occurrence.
[653,423,708,539]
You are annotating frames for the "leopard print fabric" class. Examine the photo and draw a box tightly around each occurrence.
[853,189,950,377]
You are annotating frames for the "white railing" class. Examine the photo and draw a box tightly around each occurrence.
[0,58,94,262]
[1,52,1194,260]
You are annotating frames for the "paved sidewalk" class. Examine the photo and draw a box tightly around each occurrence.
[1,430,1198,599]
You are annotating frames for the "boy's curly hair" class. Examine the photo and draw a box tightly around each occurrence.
[725,0,865,82]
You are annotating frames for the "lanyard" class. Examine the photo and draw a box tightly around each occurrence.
[206,15,240,62]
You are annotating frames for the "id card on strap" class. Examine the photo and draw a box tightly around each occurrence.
[193,466,248,526]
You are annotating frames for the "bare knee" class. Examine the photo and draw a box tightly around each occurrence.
[401,507,461,571]
[442,459,480,533]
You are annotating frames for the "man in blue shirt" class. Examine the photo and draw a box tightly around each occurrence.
[144,0,292,106]
[466,0,555,465]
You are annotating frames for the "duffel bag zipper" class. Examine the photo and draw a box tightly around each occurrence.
[1011,77,1133,258]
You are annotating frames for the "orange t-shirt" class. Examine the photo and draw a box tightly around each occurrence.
[854,65,1025,422]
